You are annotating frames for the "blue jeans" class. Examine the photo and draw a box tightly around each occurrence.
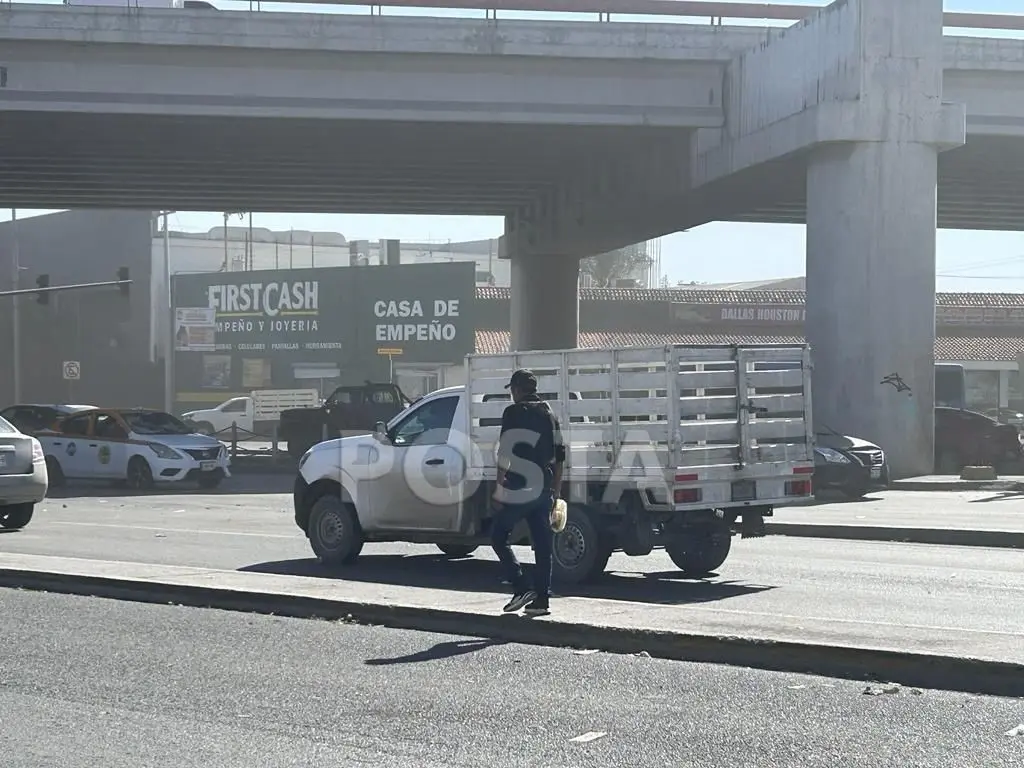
[490,491,554,598]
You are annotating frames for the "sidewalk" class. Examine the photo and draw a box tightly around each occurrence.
[890,475,1024,492]
[0,552,1020,697]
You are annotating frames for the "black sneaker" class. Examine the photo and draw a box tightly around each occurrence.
[524,597,550,616]
[502,591,536,613]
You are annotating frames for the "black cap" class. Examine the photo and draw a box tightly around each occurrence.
[505,369,538,392]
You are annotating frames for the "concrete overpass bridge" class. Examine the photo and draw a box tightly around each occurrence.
[2,0,1024,477]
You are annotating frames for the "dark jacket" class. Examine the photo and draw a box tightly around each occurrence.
[497,394,566,498]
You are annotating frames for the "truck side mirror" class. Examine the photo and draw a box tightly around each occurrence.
[373,421,389,443]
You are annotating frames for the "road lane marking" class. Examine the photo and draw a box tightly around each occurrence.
[46,521,295,539]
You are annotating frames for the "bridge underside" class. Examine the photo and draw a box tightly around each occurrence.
[1,112,1022,231]
[721,136,1024,231]
[0,112,673,216]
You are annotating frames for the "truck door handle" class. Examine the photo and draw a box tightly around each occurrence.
[88,444,98,448]
[425,458,445,466]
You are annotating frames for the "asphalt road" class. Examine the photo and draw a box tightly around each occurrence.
[3,482,1023,664]
[1,589,1022,768]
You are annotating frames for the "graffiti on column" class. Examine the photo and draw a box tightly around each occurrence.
[880,372,912,396]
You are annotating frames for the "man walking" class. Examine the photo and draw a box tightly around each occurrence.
[491,369,566,616]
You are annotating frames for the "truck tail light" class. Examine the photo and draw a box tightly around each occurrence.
[786,465,814,496]
[674,487,702,504]
[673,473,701,504]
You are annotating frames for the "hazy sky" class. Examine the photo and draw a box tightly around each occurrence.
[4,0,1023,292]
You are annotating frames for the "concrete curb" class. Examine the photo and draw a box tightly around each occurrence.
[766,522,1024,549]
[0,566,1021,699]
[890,479,1023,492]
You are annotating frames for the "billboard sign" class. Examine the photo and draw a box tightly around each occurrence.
[172,261,476,364]
[174,307,216,352]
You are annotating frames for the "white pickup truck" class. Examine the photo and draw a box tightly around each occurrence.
[294,344,815,584]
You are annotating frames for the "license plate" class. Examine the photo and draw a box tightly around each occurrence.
[731,480,756,502]
[200,460,217,472]
[870,468,882,479]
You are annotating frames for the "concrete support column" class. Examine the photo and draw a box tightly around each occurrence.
[509,255,580,352]
[806,141,938,479]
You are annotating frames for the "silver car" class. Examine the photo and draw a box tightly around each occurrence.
[0,414,48,530]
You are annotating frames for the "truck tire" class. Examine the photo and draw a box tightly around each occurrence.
[0,503,34,530]
[308,494,363,566]
[552,505,612,585]
[666,521,732,577]
[437,544,478,558]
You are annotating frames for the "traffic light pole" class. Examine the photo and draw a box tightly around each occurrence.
[10,209,20,404]
[0,279,133,299]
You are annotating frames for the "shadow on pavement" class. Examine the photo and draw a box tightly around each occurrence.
[365,638,508,666]
[45,474,292,500]
[239,553,775,607]
[969,491,1024,503]
[803,493,885,506]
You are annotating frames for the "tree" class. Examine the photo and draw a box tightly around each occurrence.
[580,242,652,288]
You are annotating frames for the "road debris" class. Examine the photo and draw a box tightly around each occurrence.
[863,683,902,696]
[572,649,600,656]
[1005,724,1024,738]
[570,731,607,743]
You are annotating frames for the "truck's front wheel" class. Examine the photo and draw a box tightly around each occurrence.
[552,505,612,585]
[308,494,363,566]
[665,520,732,577]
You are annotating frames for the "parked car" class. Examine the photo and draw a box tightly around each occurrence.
[37,408,230,490]
[935,406,1024,474]
[0,403,96,435]
[279,382,410,459]
[181,397,254,437]
[813,429,889,499]
[0,414,48,530]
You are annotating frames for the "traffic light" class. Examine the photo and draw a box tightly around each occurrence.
[117,267,130,297]
[36,274,49,305]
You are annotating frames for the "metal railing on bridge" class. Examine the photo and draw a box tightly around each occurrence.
[9,0,1024,30]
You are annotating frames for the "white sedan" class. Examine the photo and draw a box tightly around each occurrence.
[39,408,231,490]
[0,414,48,530]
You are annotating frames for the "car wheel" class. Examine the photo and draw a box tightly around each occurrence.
[665,520,732,577]
[308,494,363,566]
[126,456,155,491]
[552,504,612,585]
[0,503,34,530]
[44,456,66,488]
[437,544,477,558]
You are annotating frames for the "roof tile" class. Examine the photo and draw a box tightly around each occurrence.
[475,287,1024,308]
[474,330,1024,363]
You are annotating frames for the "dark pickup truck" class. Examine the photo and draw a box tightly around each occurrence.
[279,382,410,459]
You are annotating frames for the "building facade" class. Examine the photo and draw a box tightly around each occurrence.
[170,262,476,412]
[0,210,158,408]
[471,287,1024,416]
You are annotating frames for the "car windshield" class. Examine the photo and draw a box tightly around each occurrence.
[0,415,16,434]
[121,411,193,436]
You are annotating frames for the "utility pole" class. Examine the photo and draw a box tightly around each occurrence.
[163,212,173,413]
[10,208,20,404]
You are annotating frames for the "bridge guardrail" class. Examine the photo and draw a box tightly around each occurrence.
[6,0,1024,31]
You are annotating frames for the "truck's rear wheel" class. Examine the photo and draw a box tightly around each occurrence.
[665,520,732,577]
[437,544,477,558]
[552,505,612,585]
[308,494,363,566]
